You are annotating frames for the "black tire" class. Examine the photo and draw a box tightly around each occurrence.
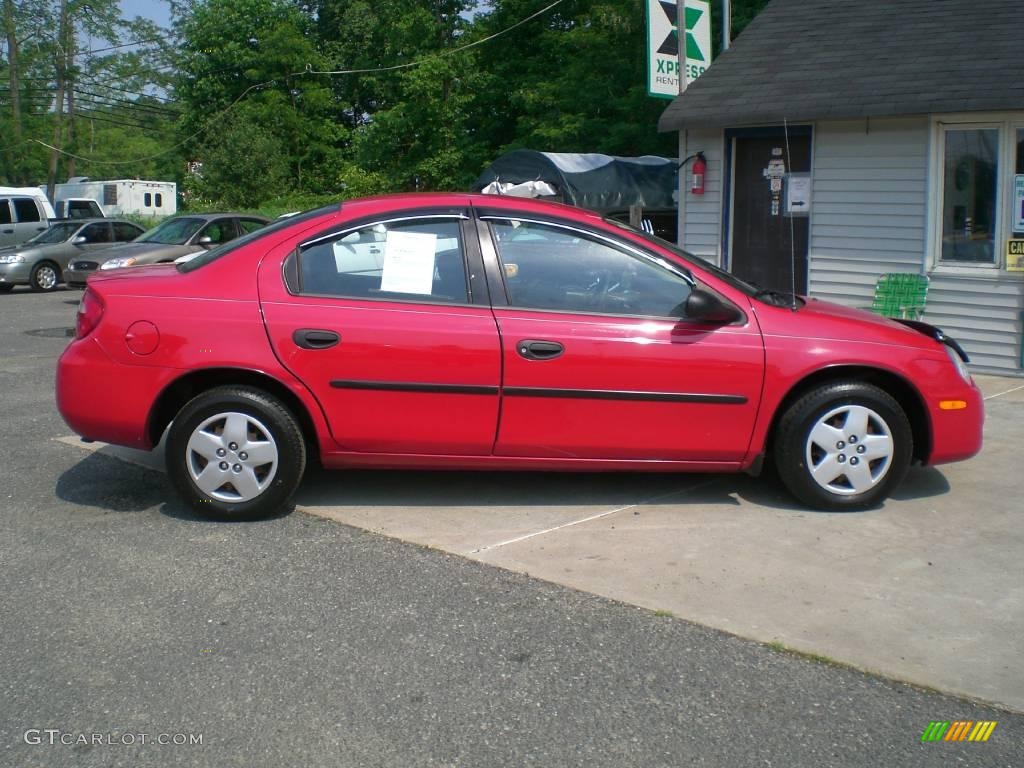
[29,261,61,292]
[0,284,14,293]
[773,382,912,511]
[166,386,306,520]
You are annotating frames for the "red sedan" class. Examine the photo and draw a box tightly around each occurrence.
[56,194,983,519]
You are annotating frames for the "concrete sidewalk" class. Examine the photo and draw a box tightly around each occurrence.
[63,375,1024,711]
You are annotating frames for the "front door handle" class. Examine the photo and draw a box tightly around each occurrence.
[293,328,340,350]
[1,228,12,234]
[517,339,564,361]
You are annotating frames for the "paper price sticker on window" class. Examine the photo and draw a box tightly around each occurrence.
[380,230,437,295]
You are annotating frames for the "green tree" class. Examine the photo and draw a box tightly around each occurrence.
[176,0,344,203]
[470,0,676,165]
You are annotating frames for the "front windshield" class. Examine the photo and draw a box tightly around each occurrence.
[134,217,205,245]
[603,217,759,297]
[29,222,81,245]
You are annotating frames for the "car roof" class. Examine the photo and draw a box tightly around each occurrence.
[166,212,271,222]
[331,192,606,224]
[49,217,145,227]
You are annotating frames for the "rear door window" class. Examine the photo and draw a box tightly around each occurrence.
[12,197,40,223]
[0,200,11,225]
[297,217,468,304]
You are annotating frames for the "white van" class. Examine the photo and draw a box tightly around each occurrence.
[0,187,56,247]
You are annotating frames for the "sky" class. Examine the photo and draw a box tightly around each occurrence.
[119,0,173,30]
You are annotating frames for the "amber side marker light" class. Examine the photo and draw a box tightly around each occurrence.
[939,400,968,410]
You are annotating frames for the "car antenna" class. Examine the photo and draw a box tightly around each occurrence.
[783,118,798,311]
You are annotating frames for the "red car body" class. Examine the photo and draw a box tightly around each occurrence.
[56,194,983,516]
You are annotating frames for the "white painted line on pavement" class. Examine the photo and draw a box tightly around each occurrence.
[983,383,1024,400]
[468,477,723,556]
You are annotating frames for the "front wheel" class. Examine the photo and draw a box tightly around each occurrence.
[773,382,912,511]
[29,261,60,292]
[166,386,306,520]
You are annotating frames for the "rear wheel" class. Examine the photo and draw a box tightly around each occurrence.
[773,382,912,511]
[166,386,306,520]
[29,261,60,292]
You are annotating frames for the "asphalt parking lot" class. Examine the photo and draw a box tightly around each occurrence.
[2,286,1022,767]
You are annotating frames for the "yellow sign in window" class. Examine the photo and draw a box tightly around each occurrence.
[1007,239,1024,272]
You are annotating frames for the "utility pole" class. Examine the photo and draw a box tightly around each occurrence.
[47,0,71,200]
[723,0,731,51]
[2,0,23,182]
[676,0,688,249]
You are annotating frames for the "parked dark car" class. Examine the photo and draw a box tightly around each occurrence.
[64,213,269,288]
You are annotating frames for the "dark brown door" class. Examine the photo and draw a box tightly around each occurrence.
[729,132,811,294]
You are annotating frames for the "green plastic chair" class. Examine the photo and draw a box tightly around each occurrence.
[870,273,929,320]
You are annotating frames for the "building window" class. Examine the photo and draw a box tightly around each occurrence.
[144,193,152,207]
[103,184,117,206]
[940,128,998,264]
[155,193,163,207]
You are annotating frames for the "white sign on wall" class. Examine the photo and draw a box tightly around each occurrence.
[647,0,712,99]
[1014,174,1024,232]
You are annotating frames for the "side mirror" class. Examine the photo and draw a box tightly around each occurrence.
[72,235,88,245]
[685,289,742,324]
[197,235,214,247]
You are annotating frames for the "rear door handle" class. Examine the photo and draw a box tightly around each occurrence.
[293,328,340,350]
[1,229,12,234]
[517,339,564,361]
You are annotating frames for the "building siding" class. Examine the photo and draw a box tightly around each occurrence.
[924,274,1023,372]
[808,117,929,309]
[680,129,723,264]
[806,117,1022,374]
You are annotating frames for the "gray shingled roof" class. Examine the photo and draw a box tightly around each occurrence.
[659,0,1024,131]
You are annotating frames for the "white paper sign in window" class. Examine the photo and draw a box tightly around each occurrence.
[380,230,437,295]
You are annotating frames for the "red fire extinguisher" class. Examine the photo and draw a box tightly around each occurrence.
[691,153,706,195]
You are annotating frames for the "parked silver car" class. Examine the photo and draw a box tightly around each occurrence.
[0,218,145,292]
[64,213,269,288]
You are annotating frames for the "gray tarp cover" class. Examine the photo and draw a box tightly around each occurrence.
[473,150,678,210]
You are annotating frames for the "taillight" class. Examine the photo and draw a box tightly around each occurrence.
[75,288,105,339]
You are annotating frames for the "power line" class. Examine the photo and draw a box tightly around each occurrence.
[74,87,180,114]
[302,0,566,76]
[72,98,176,125]
[76,78,177,103]
[82,36,167,55]
[32,0,569,167]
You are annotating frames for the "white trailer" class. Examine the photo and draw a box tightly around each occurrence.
[51,179,177,218]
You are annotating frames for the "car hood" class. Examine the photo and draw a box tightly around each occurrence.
[756,295,939,351]
[96,242,196,263]
[0,242,65,258]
